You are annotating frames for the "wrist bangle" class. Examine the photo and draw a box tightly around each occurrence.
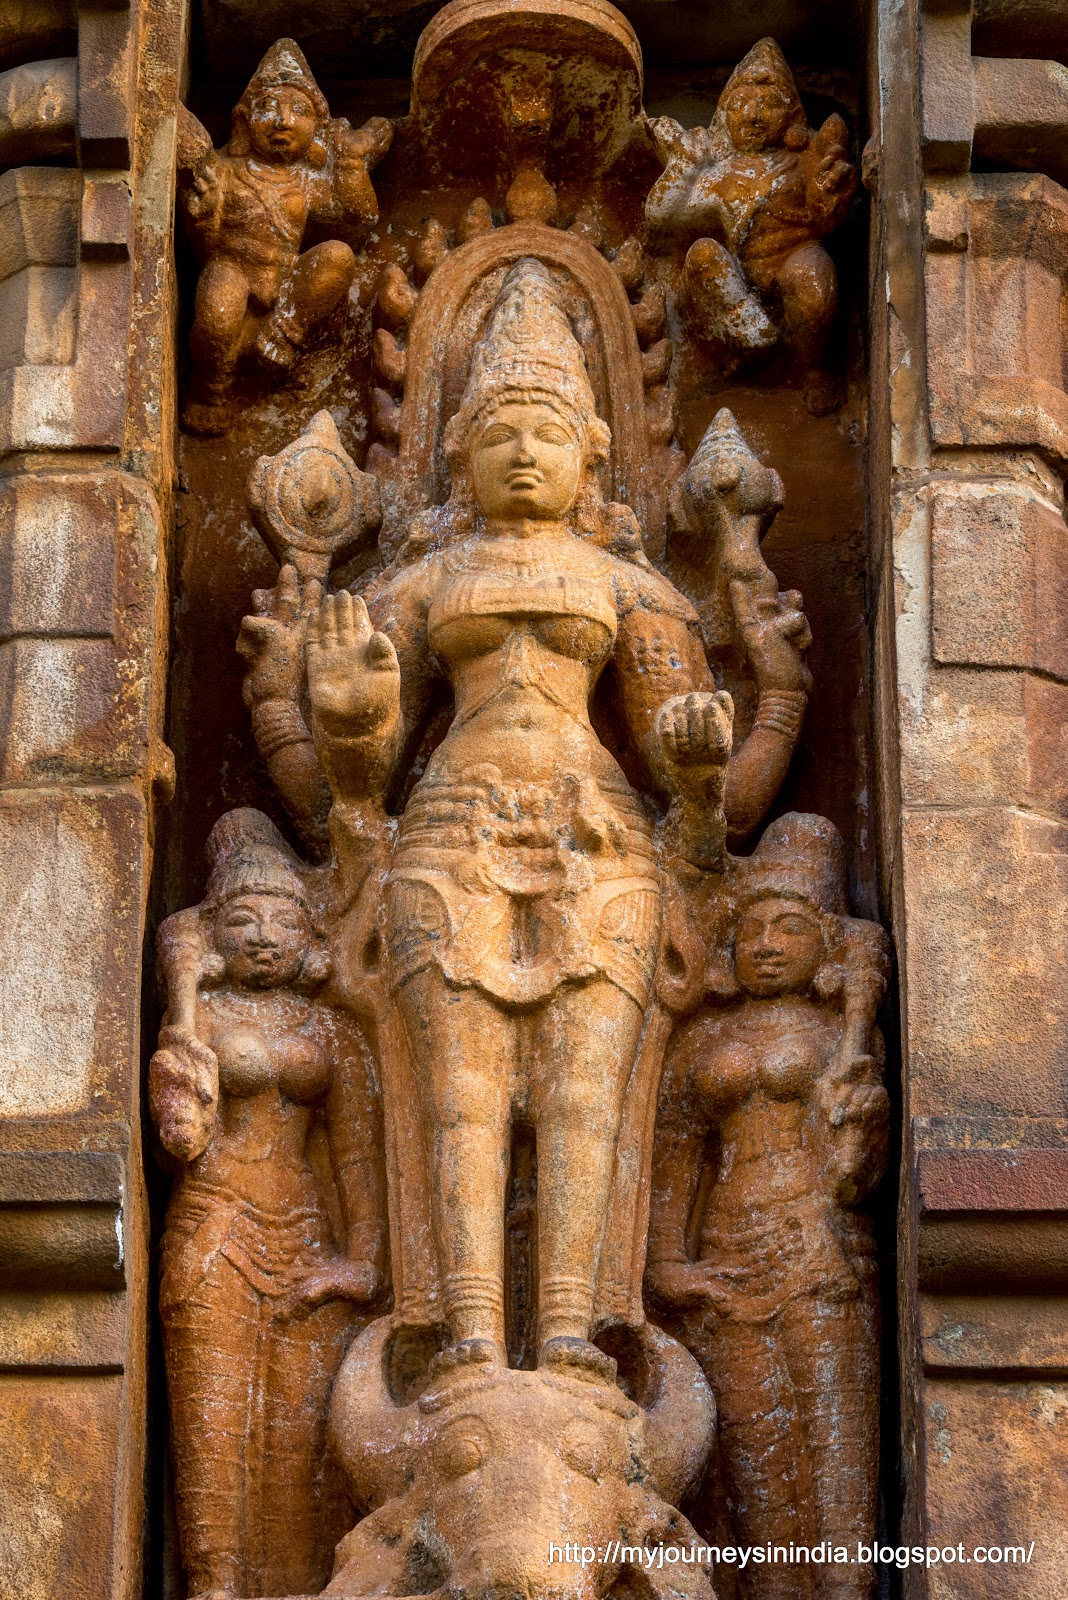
[753,689,807,741]
[252,699,311,758]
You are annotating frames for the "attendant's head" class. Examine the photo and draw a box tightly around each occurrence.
[202,809,329,990]
[231,39,330,166]
[717,38,807,154]
[732,812,847,998]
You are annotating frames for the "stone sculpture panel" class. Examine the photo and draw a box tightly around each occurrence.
[155,3,886,1596]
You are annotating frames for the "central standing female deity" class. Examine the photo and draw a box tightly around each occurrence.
[291,258,803,1377]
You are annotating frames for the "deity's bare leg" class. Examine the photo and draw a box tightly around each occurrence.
[257,240,357,369]
[529,978,644,1352]
[188,257,249,409]
[395,967,515,1354]
[777,241,838,369]
[682,236,777,352]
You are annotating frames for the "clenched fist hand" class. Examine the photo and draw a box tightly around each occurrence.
[149,1024,219,1163]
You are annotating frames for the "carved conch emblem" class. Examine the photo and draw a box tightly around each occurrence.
[246,410,381,580]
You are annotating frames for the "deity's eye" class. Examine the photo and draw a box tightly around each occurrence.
[774,915,816,938]
[535,424,574,446]
[432,1420,490,1478]
[478,424,516,448]
[560,1431,603,1481]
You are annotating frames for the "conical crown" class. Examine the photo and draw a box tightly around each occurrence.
[237,38,329,123]
[446,259,603,454]
[717,37,805,135]
[734,812,847,916]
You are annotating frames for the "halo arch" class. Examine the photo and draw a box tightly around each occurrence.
[392,221,655,546]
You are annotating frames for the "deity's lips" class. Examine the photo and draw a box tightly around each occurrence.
[506,471,544,489]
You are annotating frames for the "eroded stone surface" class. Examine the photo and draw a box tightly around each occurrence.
[0,792,146,1118]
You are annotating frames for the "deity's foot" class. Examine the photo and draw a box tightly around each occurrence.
[539,1335,618,1386]
[254,324,300,372]
[428,1336,502,1379]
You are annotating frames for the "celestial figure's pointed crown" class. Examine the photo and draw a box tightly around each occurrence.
[237,37,329,123]
[717,36,805,132]
[735,811,848,916]
[447,258,605,454]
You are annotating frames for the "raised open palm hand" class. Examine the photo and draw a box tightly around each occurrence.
[306,589,400,736]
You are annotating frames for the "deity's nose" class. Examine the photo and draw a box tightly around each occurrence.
[511,434,537,465]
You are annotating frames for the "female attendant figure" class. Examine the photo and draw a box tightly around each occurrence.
[647,813,890,1599]
[149,809,387,1599]
[286,259,811,1376]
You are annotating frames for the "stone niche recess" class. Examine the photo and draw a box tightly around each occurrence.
[152,1,889,1597]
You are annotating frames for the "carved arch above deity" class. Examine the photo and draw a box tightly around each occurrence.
[381,224,657,549]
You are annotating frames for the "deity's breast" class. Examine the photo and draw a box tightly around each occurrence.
[427,532,619,670]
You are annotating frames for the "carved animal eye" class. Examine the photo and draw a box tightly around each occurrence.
[433,1421,490,1478]
[560,1433,602,1481]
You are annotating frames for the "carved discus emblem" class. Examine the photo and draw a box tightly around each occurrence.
[246,409,382,580]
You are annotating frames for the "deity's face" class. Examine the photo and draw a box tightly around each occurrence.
[470,400,585,523]
[734,894,824,997]
[723,78,792,153]
[246,86,318,163]
[214,892,309,988]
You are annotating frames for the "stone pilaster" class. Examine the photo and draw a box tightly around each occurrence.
[873,0,1068,1587]
[0,2,182,1596]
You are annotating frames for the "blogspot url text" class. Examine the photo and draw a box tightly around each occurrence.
[547,1540,1036,1572]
